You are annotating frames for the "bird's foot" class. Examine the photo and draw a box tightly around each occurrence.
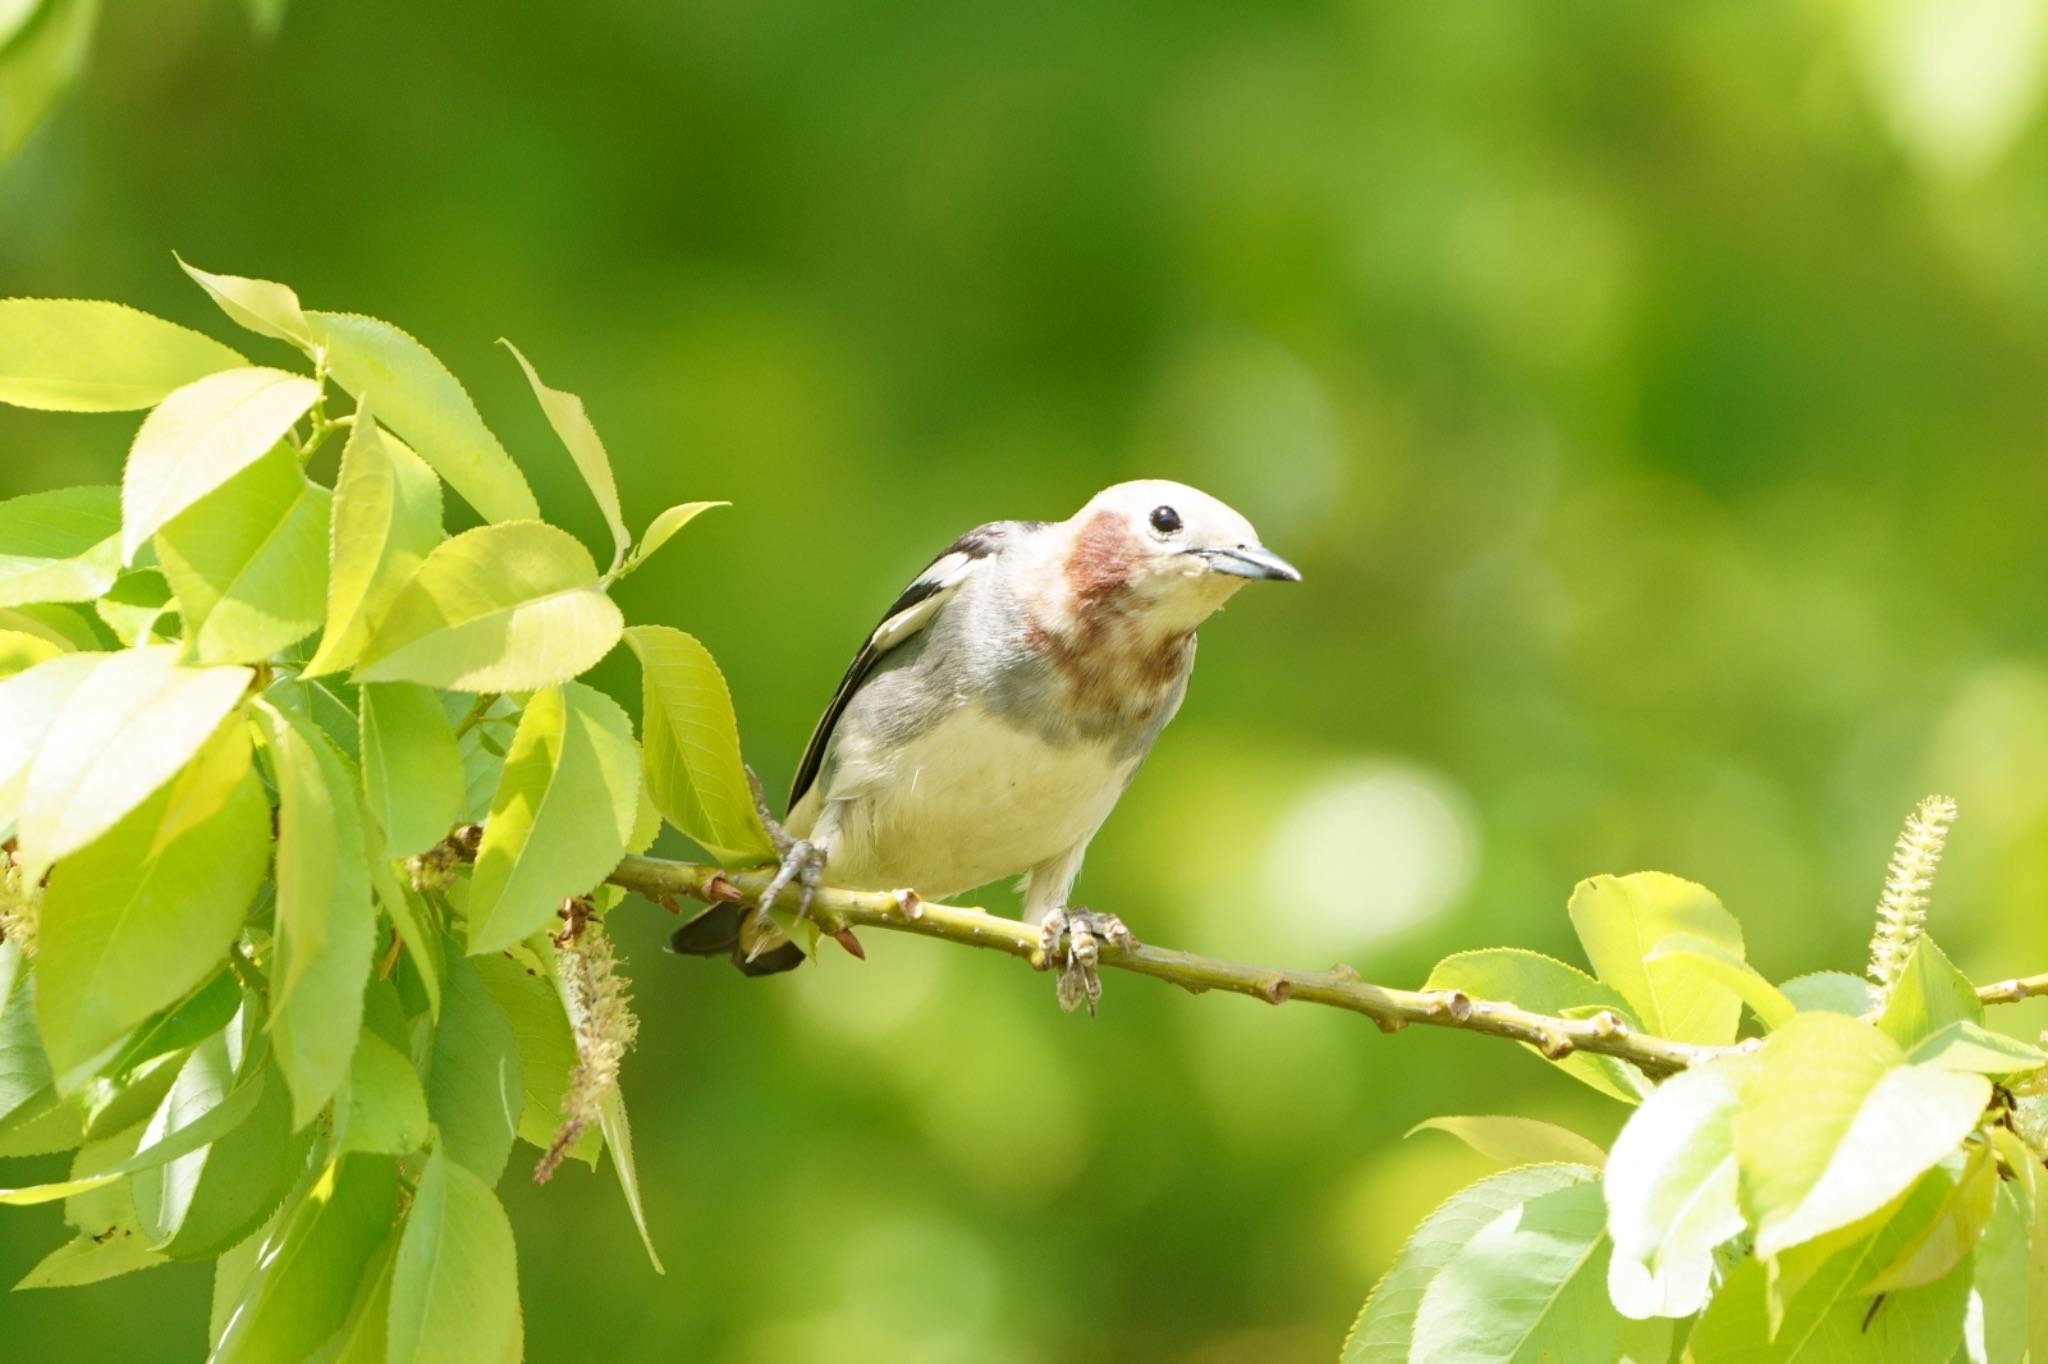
[746,765,827,925]
[1036,907,1136,1015]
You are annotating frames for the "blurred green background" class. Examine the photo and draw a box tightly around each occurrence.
[7,0,2048,1359]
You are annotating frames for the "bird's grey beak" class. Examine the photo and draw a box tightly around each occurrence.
[1194,544,1302,582]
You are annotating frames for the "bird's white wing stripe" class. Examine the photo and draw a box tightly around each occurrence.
[870,551,977,653]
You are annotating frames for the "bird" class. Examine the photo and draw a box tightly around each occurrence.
[671,479,1300,1010]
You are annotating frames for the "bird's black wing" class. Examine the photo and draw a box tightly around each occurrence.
[786,520,1037,812]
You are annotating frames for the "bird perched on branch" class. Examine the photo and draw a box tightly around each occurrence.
[673,480,1300,1010]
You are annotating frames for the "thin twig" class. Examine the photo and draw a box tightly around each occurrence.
[1976,972,2048,1007]
[603,855,1724,1078]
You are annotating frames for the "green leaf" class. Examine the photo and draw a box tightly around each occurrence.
[0,648,99,838]
[91,966,240,1102]
[93,567,176,645]
[211,1155,402,1364]
[1780,970,1876,1017]
[0,485,121,608]
[132,1037,301,1260]
[0,627,64,678]
[1344,1165,1600,1364]
[1966,1178,2031,1364]
[1645,931,1795,1031]
[0,298,245,412]
[501,338,629,570]
[388,1142,523,1364]
[120,366,319,560]
[0,948,74,1156]
[1423,948,1649,1103]
[14,1229,166,1289]
[474,951,597,1168]
[1878,936,1983,1051]
[467,682,640,954]
[618,500,724,579]
[0,1085,81,1158]
[1410,1177,1625,1364]
[1603,1054,1754,1320]
[306,311,538,524]
[251,702,374,1127]
[1908,1020,2047,1075]
[1568,871,1746,1046]
[321,1237,400,1364]
[336,1030,429,1157]
[624,624,775,864]
[359,681,464,857]
[176,256,314,349]
[1864,1139,1998,1293]
[34,722,268,1087]
[17,646,252,880]
[0,600,103,652]
[1690,1164,1974,1362]
[355,520,623,692]
[304,408,445,678]
[0,1061,268,1205]
[598,1088,662,1276]
[81,1051,185,1144]
[156,444,331,664]
[0,0,98,164]
[368,835,442,1019]
[1406,1115,1607,1169]
[425,953,521,1185]
[1736,1011,1991,1258]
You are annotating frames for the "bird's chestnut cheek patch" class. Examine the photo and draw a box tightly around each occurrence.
[1062,507,1142,608]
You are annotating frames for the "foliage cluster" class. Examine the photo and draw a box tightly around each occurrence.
[0,262,777,1361]
[1347,859,2048,1364]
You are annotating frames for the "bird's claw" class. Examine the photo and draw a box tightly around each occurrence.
[757,835,826,924]
[745,764,827,924]
[1037,908,1135,1015]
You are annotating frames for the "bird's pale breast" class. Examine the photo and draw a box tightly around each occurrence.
[819,702,1136,899]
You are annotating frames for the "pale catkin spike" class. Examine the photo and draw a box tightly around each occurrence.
[1866,794,1959,999]
[535,921,640,1184]
[0,847,35,957]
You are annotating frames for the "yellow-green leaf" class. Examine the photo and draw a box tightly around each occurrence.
[355,521,623,692]
[0,298,245,412]
[1736,1012,1991,1258]
[1645,931,1795,1031]
[624,624,774,865]
[306,310,538,524]
[501,338,629,569]
[0,485,122,608]
[1406,1114,1607,1169]
[1423,948,1649,1104]
[387,1143,522,1364]
[155,445,330,664]
[120,366,318,560]
[19,646,252,881]
[33,724,268,1088]
[466,682,640,954]
[359,681,463,858]
[303,406,444,677]
[621,500,724,577]
[1568,871,1745,1046]
[250,701,373,1127]
[176,256,314,349]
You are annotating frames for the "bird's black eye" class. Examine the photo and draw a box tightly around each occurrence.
[1149,505,1182,535]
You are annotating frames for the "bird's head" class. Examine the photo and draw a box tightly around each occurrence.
[1050,479,1300,636]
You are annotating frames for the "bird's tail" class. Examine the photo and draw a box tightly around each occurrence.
[668,902,806,976]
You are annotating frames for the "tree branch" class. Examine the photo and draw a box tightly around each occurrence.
[603,854,1738,1078]
[1976,971,2048,1007]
